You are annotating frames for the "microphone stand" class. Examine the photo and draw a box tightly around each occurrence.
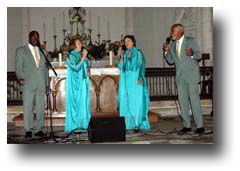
[38,45,59,141]
[162,39,183,122]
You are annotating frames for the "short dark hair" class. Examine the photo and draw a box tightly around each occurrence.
[171,23,184,34]
[28,31,39,40]
[123,35,136,47]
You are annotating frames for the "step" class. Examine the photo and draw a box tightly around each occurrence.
[10,111,159,127]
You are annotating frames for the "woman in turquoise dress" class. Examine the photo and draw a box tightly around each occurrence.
[118,35,150,131]
[65,37,91,133]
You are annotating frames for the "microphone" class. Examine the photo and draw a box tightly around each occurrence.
[165,36,171,45]
[162,36,172,55]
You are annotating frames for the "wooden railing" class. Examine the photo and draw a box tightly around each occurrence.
[7,72,23,105]
[7,66,213,105]
[145,67,213,101]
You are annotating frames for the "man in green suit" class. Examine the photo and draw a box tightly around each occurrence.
[15,31,48,138]
[162,24,205,135]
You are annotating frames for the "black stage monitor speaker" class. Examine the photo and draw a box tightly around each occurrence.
[88,117,126,143]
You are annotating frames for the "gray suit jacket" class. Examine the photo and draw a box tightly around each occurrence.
[15,44,48,91]
[164,36,202,84]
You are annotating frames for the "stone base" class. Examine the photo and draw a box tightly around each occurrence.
[9,111,159,127]
[7,99,212,127]
[149,99,212,117]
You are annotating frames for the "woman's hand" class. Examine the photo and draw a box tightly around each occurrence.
[138,79,142,85]
[119,50,124,63]
[81,49,88,61]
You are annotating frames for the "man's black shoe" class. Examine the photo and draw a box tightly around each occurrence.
[25,131,32,138]
[34,131,46,137]
[194,127,205,135]
[178,127,191,135]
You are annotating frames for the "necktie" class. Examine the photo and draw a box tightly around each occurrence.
[176,40,181,58]
[33,47,40,67]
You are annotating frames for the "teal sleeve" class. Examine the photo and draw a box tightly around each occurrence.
[66,54,83,71]
[118,58,124,70]
[137,50,146,80]
[15,48,24,80]
[82,58,89,79]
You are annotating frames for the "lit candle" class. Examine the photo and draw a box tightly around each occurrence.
[63,12,65,30]
[59,53,62,66]
[89,10,92,29]
[109,51,113,66]
[53,18,56,35]
[97,16,100,34]
[107,21,110,40]
[43,22,46,42]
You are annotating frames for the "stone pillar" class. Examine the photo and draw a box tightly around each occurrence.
[21,7,31,45]
[125,7,134,35]
[201,8,213,66]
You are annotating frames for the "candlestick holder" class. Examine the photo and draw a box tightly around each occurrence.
[62,29,67,46]
[53,35,57,52]
[107,39,111,48]
[70,21,74,37]
[76,21,80,36]
[97,33,101,44]
[43,41,47,49]
[88,28,93,46]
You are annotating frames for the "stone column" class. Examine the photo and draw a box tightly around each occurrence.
[125,7,134,35]
[201,8,213,66]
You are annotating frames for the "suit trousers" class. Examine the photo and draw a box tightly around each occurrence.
[176,79,203,128]
[23,87,45,132]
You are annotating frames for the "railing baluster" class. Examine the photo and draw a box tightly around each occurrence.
[7,67,213,105]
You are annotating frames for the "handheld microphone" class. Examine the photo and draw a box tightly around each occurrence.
[165,36,171,45]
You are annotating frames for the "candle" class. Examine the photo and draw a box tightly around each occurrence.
[107,21,110,40]
[89,10,92,29]
[97,16,100,34]
[53,18,56,35]
[59,53,62,66]
[70,22,73,36]
[109,51,113,66]
[63,12,65,30]
[43,22,46,42]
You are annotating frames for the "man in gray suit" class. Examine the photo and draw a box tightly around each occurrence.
[162,24,205,135]
[15,31,48,138]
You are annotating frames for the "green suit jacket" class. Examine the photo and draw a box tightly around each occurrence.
[164,36,201,84]
[15,44,48,91]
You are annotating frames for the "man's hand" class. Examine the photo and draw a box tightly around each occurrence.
[19,79,25,85]
[162,43,170,52]
[138,79,142,85]
[185,48,193,56]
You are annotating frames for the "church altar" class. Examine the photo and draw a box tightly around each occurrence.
[48,67,120,117]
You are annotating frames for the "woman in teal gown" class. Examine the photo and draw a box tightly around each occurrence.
[65,37,91,133]
[118,35,150,131]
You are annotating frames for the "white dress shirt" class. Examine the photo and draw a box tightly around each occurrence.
[176,34,184,56]
[28,43,40,66]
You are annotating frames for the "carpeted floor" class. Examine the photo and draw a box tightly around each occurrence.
[7,115,213,144]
